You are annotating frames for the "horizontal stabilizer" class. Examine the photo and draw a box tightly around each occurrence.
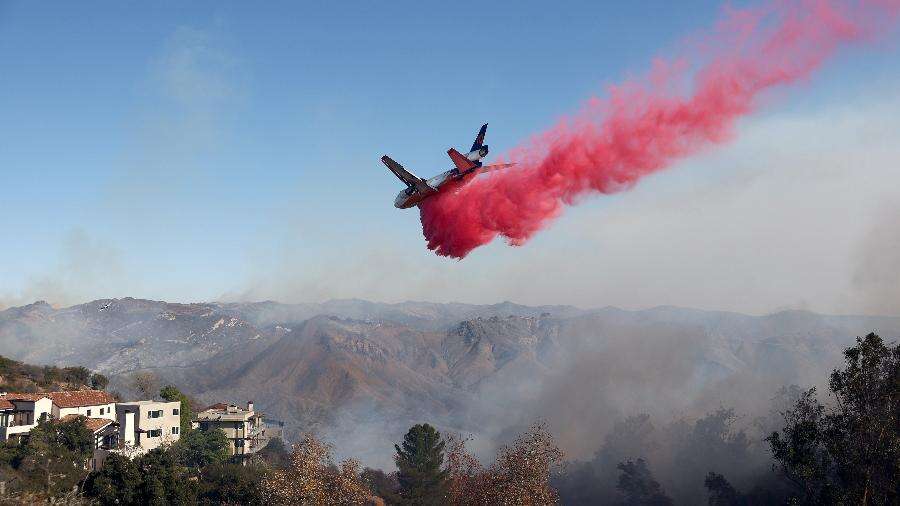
[448,148,477,172]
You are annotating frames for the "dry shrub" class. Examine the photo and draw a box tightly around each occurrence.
[446,423,564,505]
[262,434,371,505]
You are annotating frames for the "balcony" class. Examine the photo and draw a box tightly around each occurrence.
[0,423,37,440]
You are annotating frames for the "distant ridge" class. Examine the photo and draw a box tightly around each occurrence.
[3,296,900,464]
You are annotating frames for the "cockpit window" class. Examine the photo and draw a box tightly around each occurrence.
[404,187,416,196]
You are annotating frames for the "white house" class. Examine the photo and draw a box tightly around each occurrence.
[0,390,116,441]
[49,391,116,421]
[0,391,185,470]
[115,400,182,454]
[0,394,54,441]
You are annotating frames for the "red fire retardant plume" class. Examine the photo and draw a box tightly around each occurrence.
[419,0,900,259]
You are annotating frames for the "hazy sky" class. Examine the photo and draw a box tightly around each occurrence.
[2,1,899,315]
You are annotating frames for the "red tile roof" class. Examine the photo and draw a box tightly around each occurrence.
[47,390,115,408]
[2,390,114,408]
[4,393,49,402]
[0,399,13,410]
[61,414,115,432]
[205,402,229,411]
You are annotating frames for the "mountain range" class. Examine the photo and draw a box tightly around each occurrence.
[2,297,898,464]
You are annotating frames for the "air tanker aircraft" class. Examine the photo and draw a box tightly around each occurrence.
[382,124,514,208]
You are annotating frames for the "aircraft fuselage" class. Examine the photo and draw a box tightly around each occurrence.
[384,124,501,209]
[393,169,455,208]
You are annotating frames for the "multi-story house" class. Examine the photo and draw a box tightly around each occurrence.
[47,391,117,421]
[0,394,53,440]
[115,400,182,454]
[193,401,277,462]
[0,390,116,441]
[0,391,184,470]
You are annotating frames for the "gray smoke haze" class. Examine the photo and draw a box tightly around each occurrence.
[305,308,885,482]
[224,86,900,318]
[0,229,130,309]
[853,203,900,316]
[2,291,895,503]
[320,309,891,504]
[5,83,900,318]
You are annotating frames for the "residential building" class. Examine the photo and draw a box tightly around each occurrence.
[193,401,277,462]
[115,400,182,454]
[0,390,116,441]
[58,415,120,471]
[47,391,117,421]
[0,391,184,470]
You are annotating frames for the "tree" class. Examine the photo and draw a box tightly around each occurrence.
[135,447,198,504]
[704,472,741,506]
[767,332,900,505]
[394,423,449,505]
[90,372,109,391]
[61,366,92,386]
[258,436,290,468]
[17,415,94,496]
[130,371,159,399]
[616,459,673,506]
[486,424,564,504]
[262,434,370,505]
[361,467,400,503]
[84,453,142,505]
[446,424,564,505]
[198,461,266,505]
[555,413,656,504]
[40,365,59,387]
[173,427,229,472]
[667,409,754,503]
[85,448,201,505]
[160,384,192,434]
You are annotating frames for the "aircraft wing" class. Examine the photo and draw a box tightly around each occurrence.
[381,155,421,186]
[475,163,515,175]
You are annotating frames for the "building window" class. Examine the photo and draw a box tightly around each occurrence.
[100,408,104,415]
[171,426,179,435]
[86,409,92,416]
[148,429,162,438]
[173,408,180,415]
[235,439,244,447]
[148,410,163,419]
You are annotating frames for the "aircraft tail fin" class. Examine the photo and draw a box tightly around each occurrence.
[448,148,478,172]
[471,123,488,152]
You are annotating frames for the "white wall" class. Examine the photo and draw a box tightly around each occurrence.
[117,401,181,453]
[56,403,116,421]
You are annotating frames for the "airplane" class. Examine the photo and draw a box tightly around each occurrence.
[381,123,514,209]
[98,302,112,311]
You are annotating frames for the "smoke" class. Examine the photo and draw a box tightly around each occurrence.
[0,229,130,309]
[852,203,900,315]
[419,0,900,259]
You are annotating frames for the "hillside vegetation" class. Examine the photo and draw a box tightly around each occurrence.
[0,355,107,393]
[0,333,895,504]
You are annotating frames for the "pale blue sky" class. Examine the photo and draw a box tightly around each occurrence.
[2,1,899,313]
